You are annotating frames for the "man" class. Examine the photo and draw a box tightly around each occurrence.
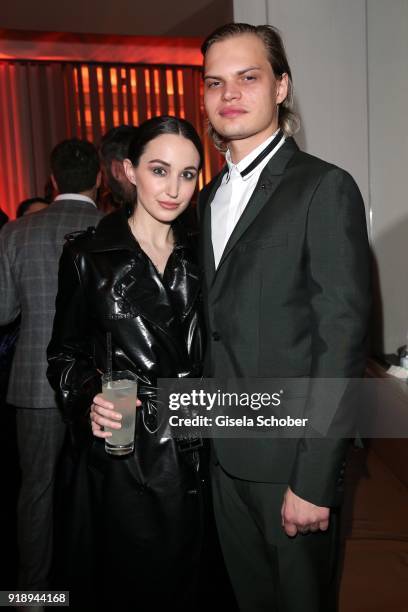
[99,124,138,211]
[16,197,49,218]
[0,139,103,592]
[0,208,8,229]
[199,23,371,611]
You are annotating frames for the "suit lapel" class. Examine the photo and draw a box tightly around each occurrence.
[200,167,227,288]
[214,138,299,280]
[202,201,215,286]
[215,175,281,273]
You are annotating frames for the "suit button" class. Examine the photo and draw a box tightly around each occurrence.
[212,332,221,341]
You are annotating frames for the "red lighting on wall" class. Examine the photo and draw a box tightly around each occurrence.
[0,30,223,218]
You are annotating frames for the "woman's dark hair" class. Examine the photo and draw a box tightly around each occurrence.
[16,197,49,218]
[128,116,204,170]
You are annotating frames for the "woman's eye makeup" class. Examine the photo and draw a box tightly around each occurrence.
[149,165,197,180]
[181,170,197,180]
[151,166,167,176]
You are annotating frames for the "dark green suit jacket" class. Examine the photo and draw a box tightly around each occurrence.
[198,137,371,507]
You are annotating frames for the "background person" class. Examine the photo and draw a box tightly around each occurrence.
[16,197,49,218]
[99,124,138,211]
[0,138,103,594]
[0,208,8,228]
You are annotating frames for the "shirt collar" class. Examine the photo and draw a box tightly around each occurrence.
[54,193,96,207]
[225,128,283,181]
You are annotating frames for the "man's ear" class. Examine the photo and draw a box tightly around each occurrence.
[276,72,289,105]
[123,159,137,186]
[95,171,102,189]
[50,174,59,194]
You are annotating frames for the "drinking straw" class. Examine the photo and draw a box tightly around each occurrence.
[106,331,112,383]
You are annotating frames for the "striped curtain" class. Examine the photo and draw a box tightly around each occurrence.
[0,60,223,219]
[0,62,70,218]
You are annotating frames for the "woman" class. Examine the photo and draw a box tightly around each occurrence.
[47,116,204,610]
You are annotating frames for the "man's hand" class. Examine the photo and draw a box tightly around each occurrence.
[90,393,141,439]
[281,486,330,537]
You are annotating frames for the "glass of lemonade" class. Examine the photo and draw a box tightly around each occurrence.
[102,370,138,456]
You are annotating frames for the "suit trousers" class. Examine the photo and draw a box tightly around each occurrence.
[15,407,66,589]
[212,462,339,612]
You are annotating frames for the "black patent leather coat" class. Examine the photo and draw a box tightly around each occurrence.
[46,207,204,605]
[47,205,203,427]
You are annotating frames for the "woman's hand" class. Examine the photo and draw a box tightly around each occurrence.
[90,393,141,439]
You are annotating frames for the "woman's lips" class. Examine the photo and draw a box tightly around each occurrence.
[158,201,179,210]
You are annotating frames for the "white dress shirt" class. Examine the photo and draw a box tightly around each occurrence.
[211,130,285,268]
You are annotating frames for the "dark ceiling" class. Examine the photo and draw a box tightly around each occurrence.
[0,0,234,37]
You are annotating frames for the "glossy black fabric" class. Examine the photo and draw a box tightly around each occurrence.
[47,206,204,610]
[48,205,203,423]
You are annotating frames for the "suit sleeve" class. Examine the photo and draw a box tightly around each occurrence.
[0,227,21,325]
[47,245,101,426]
[289,167,371,506]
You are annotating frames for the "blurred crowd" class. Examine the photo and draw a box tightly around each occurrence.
[0,125,138,592]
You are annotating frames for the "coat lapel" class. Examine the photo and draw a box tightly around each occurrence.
[112,245,200,339]
[89,207,199,338]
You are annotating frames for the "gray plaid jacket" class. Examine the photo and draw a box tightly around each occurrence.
[0,198,103,408]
